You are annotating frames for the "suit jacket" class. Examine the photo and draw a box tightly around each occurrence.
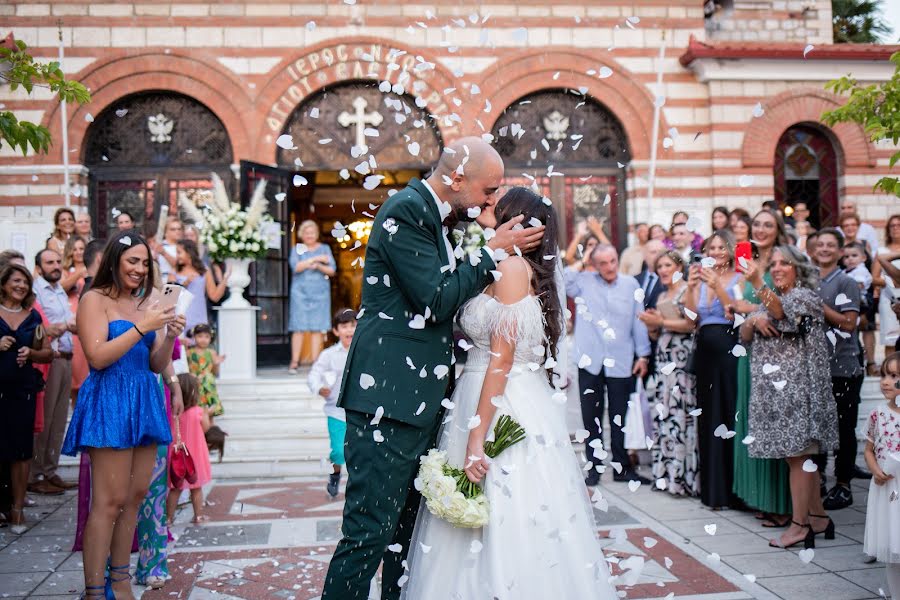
[337,179,496,428]
[635,265,665,310]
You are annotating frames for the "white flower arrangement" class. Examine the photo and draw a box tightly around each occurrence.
[414,415,526,529]
[415,449,490,528]
[451,221,487,257]
[179,172,274,263]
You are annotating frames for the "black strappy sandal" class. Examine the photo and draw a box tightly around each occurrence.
[808,513,836,541]
[768,521,812,549]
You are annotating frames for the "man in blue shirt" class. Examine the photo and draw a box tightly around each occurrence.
[30,249,77,494]
[565,244,652,486]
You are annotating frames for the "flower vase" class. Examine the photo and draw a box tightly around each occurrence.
[222,257,252,308]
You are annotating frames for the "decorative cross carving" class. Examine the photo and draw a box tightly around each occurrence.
[338,96,383,151]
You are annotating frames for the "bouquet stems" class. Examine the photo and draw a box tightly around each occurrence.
[446,415,526,499]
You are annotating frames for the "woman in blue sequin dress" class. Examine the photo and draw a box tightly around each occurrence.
[62,231,185,600]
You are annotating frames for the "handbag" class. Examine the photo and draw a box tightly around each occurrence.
[624,378,650,450]
[169,421,197,488]
[31,324,44,351]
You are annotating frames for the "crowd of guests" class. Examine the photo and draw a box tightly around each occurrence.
[566,204,900,553]
[0,210,228,593]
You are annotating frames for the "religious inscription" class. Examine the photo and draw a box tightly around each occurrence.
[266,43,458,137]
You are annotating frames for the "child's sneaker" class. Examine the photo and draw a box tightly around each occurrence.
[327,472,341,498]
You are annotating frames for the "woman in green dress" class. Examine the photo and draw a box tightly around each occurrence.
[730,208,792,524]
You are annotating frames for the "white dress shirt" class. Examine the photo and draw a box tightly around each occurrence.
[308,342,349,421]
[421,179,457,273]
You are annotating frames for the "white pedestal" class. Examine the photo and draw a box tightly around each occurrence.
[214,305,260,381]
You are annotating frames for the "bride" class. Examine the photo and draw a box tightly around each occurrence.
[400,187,616,599]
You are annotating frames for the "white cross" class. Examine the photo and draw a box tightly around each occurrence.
[338,96,383,152]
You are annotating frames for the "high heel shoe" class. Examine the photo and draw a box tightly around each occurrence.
[80,584,106,599]
[9,508,27,535]
[105,564,131,599]
[768,521,811,549]
[808,513,836,540]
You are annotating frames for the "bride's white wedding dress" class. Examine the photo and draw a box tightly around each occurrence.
[400,292,616,600]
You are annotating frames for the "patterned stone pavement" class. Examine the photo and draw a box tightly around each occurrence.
[0,469,887,600]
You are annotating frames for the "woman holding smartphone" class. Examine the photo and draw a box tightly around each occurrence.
[729,209,793,526]
[684,229,743,508]
[61,231,186,599]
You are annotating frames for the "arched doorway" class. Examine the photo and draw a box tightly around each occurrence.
[242,80,443,363]
[773,124,840,229]
[84,91,234,237]
[491,90,631,247]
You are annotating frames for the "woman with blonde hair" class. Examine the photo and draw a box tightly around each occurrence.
[46,207,75,255]
[288,220,336,373]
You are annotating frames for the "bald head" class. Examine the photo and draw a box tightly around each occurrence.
[427,137,505,221]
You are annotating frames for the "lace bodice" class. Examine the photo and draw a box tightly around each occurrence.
[458,293,548,368]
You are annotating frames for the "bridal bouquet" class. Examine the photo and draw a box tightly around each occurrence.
[415,415,526,528]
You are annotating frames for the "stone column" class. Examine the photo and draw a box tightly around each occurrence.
[214,305,260,381]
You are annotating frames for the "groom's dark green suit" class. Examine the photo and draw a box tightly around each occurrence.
[322,179,496,599]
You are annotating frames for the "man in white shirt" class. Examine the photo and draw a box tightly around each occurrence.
[838,200,879,255]
[308,308,357,498]
[30,249,78,494]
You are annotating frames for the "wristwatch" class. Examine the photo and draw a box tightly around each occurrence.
[167,375,179,385]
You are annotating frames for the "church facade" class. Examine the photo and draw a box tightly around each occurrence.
[1,0,897,359]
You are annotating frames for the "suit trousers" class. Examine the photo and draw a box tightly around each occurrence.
[813,375,863,484]
[31,357,72,482]
[578,367,635,470]
[322,409,441,600]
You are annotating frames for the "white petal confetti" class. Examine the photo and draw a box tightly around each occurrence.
[802,459,818,472]
[276,134,295,149]
[359,373,375,390]
[714,424,736,439]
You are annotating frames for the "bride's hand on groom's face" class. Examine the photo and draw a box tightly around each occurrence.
[464,434,490,484]
[486,215,546,255]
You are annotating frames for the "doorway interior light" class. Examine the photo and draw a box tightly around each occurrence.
[338,219,373,248]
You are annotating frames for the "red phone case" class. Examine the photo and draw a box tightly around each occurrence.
[735,242,752,272]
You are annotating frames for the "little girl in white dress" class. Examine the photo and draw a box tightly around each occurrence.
[863,352,900,598]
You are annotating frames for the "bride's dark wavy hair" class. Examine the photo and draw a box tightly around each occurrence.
[493,186,563,384]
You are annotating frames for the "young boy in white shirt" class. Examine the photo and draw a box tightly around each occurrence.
[308,308,357,498]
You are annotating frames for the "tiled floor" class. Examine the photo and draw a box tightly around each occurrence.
[0,470,888,600]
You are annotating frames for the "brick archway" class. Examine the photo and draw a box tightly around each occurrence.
[474,50,663,162]
[741,88,872,168]
[255,38,460,160]
[40,51,254,165]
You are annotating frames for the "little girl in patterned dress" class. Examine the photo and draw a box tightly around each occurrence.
[863,351,900,598]
[187,324,225,422]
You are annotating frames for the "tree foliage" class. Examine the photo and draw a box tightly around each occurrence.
[0,37,91,155]
[822,51,900,197]
[832,0,893,44]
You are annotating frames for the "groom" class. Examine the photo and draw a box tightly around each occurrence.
[322,137,544,599]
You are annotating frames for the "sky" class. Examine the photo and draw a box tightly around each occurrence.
[881,1,900,43]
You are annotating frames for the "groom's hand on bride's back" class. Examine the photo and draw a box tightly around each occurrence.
[486,215,545,254]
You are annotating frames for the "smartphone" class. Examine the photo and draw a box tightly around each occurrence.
[157,283,183,311]
[735,241,753,272]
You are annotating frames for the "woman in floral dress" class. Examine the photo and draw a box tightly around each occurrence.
[639,251,699,496]
[741,245,838,549]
